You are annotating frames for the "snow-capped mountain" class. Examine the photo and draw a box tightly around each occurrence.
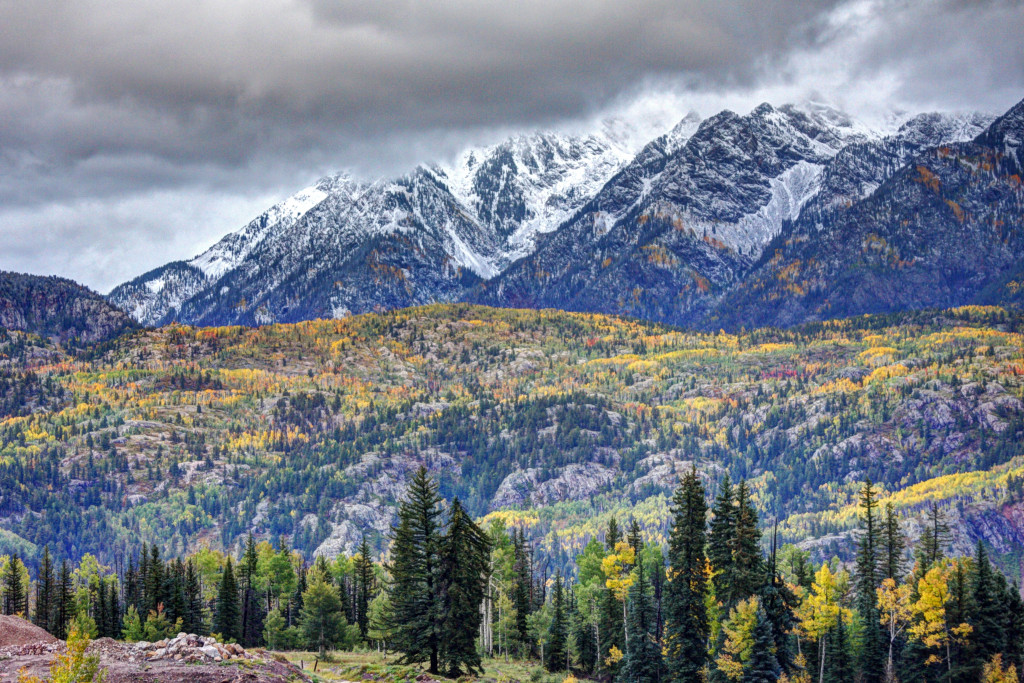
[109,97,1020,331]
[712,103,1019,329]
[110,116,688,326]
[471,102,883,320]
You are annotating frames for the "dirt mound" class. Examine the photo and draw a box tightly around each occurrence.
[0,615,58,647]
[0,631,311,683]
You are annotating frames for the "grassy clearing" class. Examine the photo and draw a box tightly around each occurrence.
[282,650,567,683]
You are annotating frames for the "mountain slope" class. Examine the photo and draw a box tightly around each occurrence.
[471,103,878,322]
[108,99,1013,332]
[110,122,676,327]
[711,101,1022,329]
[0,271,136,344]
[3,304,1024,579]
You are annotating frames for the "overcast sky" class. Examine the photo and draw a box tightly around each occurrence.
[1,0,1022,292]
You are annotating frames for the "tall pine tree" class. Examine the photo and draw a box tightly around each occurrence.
[545,574,568,673]
[33,546,55,633]
[389,467,444,675]
[708,474,736,603]
[439,497,491,676]
[214,557,242,642]
[354,536,375,640]
[854,480,885,683]
[2,553,25,616]
[664,467,709,682]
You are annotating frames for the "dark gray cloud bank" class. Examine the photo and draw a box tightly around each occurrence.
[0,0,1021,291]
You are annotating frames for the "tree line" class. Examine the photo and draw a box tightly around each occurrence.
[4,467,1024,683]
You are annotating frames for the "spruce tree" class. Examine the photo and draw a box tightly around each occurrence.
[184,558,206,635]
[882,503,904,581]
[971,541,1003,668]
[915,503,949,570]
[708,474,736,601]
[727,481,762,610]
[214,557,242,642]
[389,467,444,675]
[854,480,885,683]
[2,553,25,616]
[618,556,662,683]
[164,559,186,627]
[512,529,532,655]
[145,544,164,615]
[627,519,643,558]
[56,559,74,640]
[439,497,492,676]
[600,518,627,676]
[607,518,622,550]
[759,530,797,675]
[573,599,599,674]
[824,618,853,683]
[33,546,55,633]
[664,467,709,682]
[744,606,782,683]
[354,536,374,639]
[546,574,568,672]
[239,534,264,647]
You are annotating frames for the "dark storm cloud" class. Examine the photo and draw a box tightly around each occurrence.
[0,0,1021,291]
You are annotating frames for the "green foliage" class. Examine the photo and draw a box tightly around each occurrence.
[664,467,709,681]
[299,572,346,657]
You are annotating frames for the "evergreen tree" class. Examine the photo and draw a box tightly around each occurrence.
[299,572,345,658]
[2,553,25,616]
[854,480,885,683]
[607,518,622,551]
[184,558,206,635]
[214,557,242,642]
[727,481,762,610]
[33,546,55,633]
[824,618,853,683]
[56,559,74,640]
[439,497,492,676]
[627,519,643,558]
[618,556,662,683]
[882,503,904,581]
[389,467,444,675]
[122,604,145,641]
[708,474,736,601]
[124,556,140,618]
[512,529,532,655]
[239,534,264,647]
[164,559,186,627]
[600,518,627,676]
[971,542,1003,670]
[354,535,375,639]
[145,544,164,616]
[759,530,797,675]
[744,606,781,683]
[546,574,568,673]
[572,598,598,674]
[664,467,709,682]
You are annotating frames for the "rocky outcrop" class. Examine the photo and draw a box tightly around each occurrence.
[491,462,615,510]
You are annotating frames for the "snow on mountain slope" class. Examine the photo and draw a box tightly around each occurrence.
[110,113,691,326]
[109,99,999,331]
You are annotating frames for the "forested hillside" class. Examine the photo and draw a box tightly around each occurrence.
[0,271,137,345]
[1,304,1024,584]
[3,468,1022,683]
